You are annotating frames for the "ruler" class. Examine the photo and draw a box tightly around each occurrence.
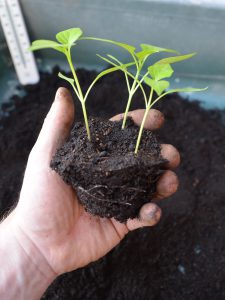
[0,0,39,85]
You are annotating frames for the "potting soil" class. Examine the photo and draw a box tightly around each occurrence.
[51,116,165,222]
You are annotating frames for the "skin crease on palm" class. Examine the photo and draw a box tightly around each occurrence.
[9,87,180,277]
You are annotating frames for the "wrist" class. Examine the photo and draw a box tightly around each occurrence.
[0,212,57,300]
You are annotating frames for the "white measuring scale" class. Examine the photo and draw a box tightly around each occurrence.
[0,0,39,85]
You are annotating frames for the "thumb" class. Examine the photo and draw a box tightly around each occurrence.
[126,203,161,231]
[30,87,74,164]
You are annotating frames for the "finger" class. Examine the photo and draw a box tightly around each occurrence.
[161,144,180,169]
[126,203,161,231]
[155,170,179,200]
[30,87,74,163]
[110,109,164,131]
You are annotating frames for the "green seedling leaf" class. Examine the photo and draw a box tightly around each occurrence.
[56,28,83,47]
[140,43,179,54]
[151,87,208,106]
[107,54,123,65]
[98,66,121,77]
[84,64,133,102]
[29,40,65,53]
[135,50,156,60]
[165,87,208,94]
[90,66,124,85]
[106,54,128,71]
[144,77,170,96]
[58,72,74,85]
[96,54,135,69]
[148,63,174,81]
[156,52,196,65]
[96,64,134,82]
[108,41,135,54]
[150,86,208,109]
[81,37,136,54]
[135,44,179,64]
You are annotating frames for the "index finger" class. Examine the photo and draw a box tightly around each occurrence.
[110,109,164,131]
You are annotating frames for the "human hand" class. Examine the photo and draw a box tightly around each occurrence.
[10,87,180,279]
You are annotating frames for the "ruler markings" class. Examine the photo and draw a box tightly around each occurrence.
[4,0,25,67]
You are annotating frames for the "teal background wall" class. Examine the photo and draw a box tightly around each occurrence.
[0,0,225,108]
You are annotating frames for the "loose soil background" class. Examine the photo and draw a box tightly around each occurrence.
[1,67,225,299]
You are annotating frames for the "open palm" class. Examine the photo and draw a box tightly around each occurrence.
[13,88,179,276]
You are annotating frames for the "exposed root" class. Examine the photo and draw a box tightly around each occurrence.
[86,184,146,193]
[77,186,133,206]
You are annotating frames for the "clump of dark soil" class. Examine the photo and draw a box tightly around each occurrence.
[51,117,165,222]
[1,66,225,299]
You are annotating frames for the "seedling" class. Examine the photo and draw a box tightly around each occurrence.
[82,37,207,152]
[29,28,130,140]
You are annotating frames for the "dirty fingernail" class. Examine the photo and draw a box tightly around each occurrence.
[148,206,161,221]
[140,203,161,222]
[55,87,67,102]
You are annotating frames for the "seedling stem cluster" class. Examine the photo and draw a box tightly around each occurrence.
[30,28,207,153]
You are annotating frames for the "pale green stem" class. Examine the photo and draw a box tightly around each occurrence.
[132,71,149,96]
[150,91,169,106]
[107,55,131,93]
[125,70,147,107]
[121,52,141,128]
[122,69,140,129]
[116,66,147,107]
[135,88,153,154]
[84,75,100,102]
[131,53,139,71]
[122,56,149,128]
[66,50,84,100]
[81,101,91,140]
[70,81,81,101]
[124,70,131,93]
[122,92,134,129]
[94,55,148,106]
[134,90,171,153]
[65,49,91,140]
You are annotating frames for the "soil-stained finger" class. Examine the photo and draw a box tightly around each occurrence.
[161,144,181,169]
[110,109,164,131]
[126,203,161,230]
[155,170,179,200]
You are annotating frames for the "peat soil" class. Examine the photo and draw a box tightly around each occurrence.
[51,117,165,222]
[1,67,225,299]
